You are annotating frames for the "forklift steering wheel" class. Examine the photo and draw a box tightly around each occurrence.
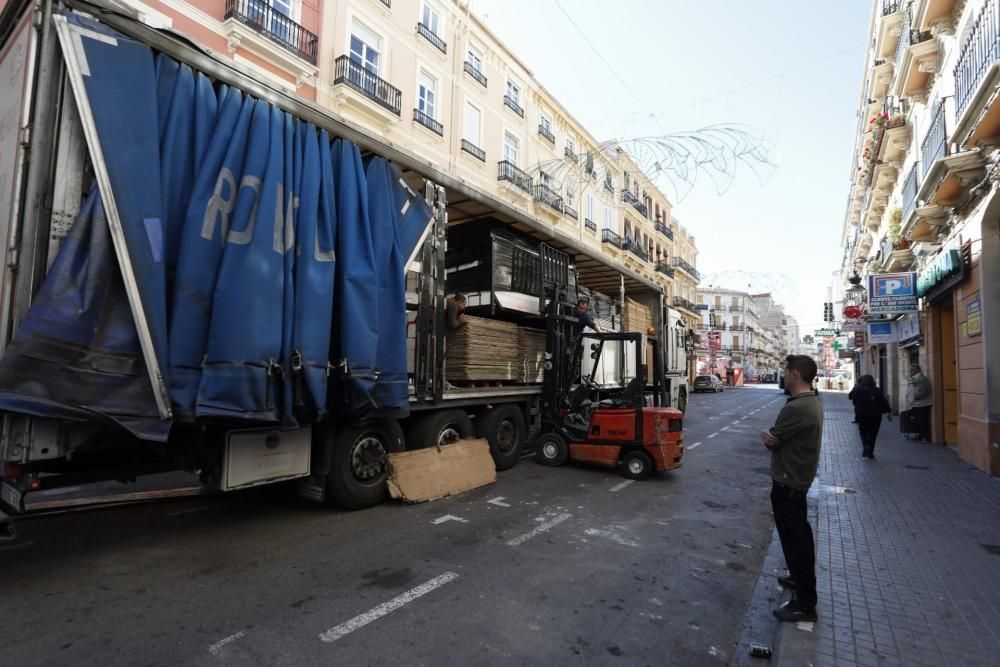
[582,374,599,390]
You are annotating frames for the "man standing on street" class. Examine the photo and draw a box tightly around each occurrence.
[906,363,932,441]
[761,354,823,622]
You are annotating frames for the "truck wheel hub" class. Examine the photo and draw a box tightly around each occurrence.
[351,435,387,481]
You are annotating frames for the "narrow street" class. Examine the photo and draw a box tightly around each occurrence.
[1,386,786,666]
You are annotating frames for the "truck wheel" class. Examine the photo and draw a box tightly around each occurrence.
[621,450,653,480]
[535,433,568,466]
[477,405,526,471]
[406,409,474,450]
[326,419,404,511]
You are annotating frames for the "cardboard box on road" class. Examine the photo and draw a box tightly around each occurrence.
[387,438,496,503]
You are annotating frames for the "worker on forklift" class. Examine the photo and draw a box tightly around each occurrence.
[570,298,601,381]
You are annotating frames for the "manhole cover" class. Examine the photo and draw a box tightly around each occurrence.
[982,544,1000,556]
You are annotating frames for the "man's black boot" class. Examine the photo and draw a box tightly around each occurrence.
[777,575,797,590]
[773,600,817,623]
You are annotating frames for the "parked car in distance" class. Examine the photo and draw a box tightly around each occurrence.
[761,373,777,383]
[693,375,724,393]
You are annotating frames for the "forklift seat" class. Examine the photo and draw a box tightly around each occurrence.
[617,376,645,408]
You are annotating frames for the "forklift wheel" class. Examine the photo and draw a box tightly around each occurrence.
[621,450,653,480]
[535,433,569,466]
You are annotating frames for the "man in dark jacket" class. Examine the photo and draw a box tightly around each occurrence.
[849,375,891,458]
[761,354,823,622]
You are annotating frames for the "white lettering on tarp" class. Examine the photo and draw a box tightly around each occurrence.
[272,183,298,253]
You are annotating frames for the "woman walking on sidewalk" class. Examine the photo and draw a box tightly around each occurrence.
[848,375,891,459]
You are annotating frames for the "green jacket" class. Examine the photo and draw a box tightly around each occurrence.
[769,392,823,492]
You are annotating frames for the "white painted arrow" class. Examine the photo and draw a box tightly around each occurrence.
[431,514,468,525]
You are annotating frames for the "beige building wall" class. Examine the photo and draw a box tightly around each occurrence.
[316,0,696,301]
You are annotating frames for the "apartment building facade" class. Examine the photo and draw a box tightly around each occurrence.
[122,0,322,97]
[316,0,698,309]
[840,0,1000,475]
[694,288,789,383]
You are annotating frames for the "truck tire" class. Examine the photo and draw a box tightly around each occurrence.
[477,405,526,471]
[535,432,568,466]
[406,409,474,450]
[326,419,404,511]
[621,449,653,480]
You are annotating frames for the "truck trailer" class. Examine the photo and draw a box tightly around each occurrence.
[0,0,688,538]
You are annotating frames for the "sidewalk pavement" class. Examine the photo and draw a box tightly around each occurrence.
[774,395,1000,667]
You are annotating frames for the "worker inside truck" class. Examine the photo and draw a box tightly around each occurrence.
[446,294,470,331]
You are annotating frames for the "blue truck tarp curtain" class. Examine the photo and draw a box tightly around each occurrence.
[0,16,431,440]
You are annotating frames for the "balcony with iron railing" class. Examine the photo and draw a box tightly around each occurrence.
[564,203,578,220]
[673,256,701,281]
[601,228,622,248]
[416,22,447,54]
[655,221,674,240]
[503,95,525,118]
[461,139,485,162]
[882,0,901,16]
[901,161,919,223]
[585,218,597,232]
[535,183,564,213]
[497,160,532,194]
[538,124,555,144]
[622,190,648,218]
[224,0,319,65]
[921,98,948,178]
[954,0,1000,129]
[333,56,401,116]
[413,108,443,136]
[564,146,578,162]
[656,261,675,278]
[622,236,649,262]
[893,2,913,67]
[673,296,697,312]
[463,61,487,87]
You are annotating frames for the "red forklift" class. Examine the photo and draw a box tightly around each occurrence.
[532,245,684,480]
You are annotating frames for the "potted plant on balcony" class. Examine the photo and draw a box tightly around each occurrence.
[888,205,902,241]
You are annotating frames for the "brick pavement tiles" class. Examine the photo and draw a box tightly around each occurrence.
[773,394,1000,667]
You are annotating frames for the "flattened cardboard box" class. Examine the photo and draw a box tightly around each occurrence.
[387,438,496,503]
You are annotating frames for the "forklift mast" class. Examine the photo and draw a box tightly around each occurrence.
[538,243,576,419]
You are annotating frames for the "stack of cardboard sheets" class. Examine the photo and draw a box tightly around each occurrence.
[623,296,653,333]
[446,316,520,382]
[518,327,546,384]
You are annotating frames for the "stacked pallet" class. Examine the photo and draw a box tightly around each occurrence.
[446,316,520,382]
[623,297,653,333]
[518,327,547,384]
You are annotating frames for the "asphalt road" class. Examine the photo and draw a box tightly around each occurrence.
[1,385,789,666]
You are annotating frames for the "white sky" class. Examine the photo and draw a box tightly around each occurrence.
[475,0,872,335]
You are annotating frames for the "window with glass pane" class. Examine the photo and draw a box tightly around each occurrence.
[586,194,593,219]
[540,115,551,132]
[567,135,575,153]
[418,71,437,118]
[506,80,519,104]
[422,3,440,35]
[463,102,481,144]
[504,132,519,165]
[350,20,380,74]
[604,208,612,230]
[467,45,483,72]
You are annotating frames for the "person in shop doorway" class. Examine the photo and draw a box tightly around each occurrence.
[907,363,932,441]
[848,375,891,459]
[446,293,470,331]
[760,355,823,623]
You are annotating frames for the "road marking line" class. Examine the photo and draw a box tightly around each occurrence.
[610,480,634,492]
[720,426,730,431]
[319,572,459,643]
[707,433,718,439]
[431,514,468,525]
[487,497,511,507]
[687,442,703,450]
[507,513,572,546]
[208,631,246,655]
